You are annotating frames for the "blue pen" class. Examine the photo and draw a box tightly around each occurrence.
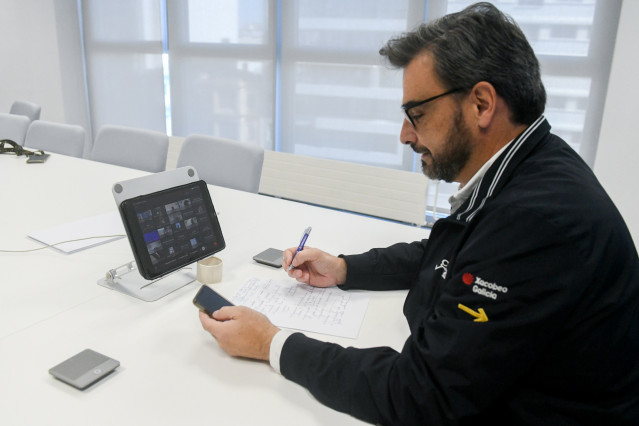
[288,226,312,270]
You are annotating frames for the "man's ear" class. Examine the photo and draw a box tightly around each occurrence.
[469,81,497,129]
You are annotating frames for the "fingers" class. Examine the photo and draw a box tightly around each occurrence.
[282,246,304,270]
[198,309,210,324]
[285,246,318,270]
[198,306,280,360]
[211,306,235,321]
[199,310,220,335]
[200,305,251,325]
[282,247,296,262]
[198,306,235,336]
[286,260,309,283]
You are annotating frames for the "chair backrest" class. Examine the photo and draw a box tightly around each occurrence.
[24,120,86,158]
[0,112,31,145]
[176,134,264,193]
[259,150,429,226]
[10,100,41,122]
[91,125,169,173]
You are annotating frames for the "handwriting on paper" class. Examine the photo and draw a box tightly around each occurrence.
[232,277,370,339]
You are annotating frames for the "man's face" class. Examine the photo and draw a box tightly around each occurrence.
[400,53,473,183]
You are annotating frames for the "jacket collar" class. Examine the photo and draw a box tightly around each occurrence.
[451,115,551,224]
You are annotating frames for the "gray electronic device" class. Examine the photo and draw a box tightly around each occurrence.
[26,153,50,163]
[253,248,284,268]
[49,349,120,390]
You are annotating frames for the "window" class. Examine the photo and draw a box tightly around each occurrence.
[81,0,166,133]
[446,0,617,164]
[166,0,275,145]
[279,0,418,170]
[80,0,620,220]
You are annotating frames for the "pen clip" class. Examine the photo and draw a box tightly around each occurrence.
[301,226,313,240]
[298,227,312,248]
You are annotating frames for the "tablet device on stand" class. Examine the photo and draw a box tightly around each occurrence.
[98,167,225,301]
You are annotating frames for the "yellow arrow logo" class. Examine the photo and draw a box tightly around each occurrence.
[458,303,489,322]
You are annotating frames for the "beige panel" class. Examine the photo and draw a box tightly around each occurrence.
[260,150,428,226]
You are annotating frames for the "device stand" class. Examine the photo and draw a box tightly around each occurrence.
[97,260,195,302]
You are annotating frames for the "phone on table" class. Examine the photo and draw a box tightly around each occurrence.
[252,248,283,268]
[27,153,50,163]
[193,285,234,316]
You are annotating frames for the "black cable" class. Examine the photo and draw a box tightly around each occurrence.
[0,139,44,157]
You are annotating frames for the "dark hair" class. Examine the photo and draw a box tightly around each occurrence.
[379,2,545,125]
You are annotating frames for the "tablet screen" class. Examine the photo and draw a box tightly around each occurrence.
[119,180,225,279]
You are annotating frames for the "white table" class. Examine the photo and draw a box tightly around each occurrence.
[0,153,429,425]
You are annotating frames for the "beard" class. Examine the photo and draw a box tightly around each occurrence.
[411,110,472,183]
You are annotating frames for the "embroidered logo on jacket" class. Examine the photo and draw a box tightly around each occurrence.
[462,273,508,300]
[435,259,449,279]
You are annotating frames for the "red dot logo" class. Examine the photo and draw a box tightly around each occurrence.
[462,273,474,285]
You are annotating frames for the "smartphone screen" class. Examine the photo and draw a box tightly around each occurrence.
[193,285,233,316]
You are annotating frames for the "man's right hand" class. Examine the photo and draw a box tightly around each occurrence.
[283,247,347,288]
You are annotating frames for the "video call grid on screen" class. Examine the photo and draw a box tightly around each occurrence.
[131,183,221,275]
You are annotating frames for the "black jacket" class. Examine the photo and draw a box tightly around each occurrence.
[280,117,639,425]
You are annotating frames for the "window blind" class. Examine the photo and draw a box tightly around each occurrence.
[80,0,620,220]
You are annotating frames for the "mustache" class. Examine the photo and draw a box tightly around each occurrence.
[409,142,431,156]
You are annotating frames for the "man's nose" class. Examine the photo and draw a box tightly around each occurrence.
[399,119,416,145]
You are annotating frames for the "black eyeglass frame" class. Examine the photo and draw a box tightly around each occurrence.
[401,87,464,128]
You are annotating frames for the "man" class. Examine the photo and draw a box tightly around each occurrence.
[200,3,639,424]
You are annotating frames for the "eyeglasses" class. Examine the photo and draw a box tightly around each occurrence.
[401,87,463,128]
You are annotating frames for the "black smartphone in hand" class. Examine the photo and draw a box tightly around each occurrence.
[193,285,234,316]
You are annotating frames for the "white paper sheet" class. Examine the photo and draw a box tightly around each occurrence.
[232,277,370,339]
[27,211,125,253]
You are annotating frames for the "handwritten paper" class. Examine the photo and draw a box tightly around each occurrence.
[232,277,370,339]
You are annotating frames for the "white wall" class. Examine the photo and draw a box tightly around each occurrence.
[0,0,63,120]
[595,0,639,246]
[0,0,91,153]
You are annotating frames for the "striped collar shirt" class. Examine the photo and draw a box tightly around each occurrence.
[450,115,549,222]
[448,140,513,213]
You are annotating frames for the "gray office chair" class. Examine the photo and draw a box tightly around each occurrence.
[10,100,41,122]
[176,134,264,193]
[24,120,86,158]
[91,125,169,173]
[0,112,31,145]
